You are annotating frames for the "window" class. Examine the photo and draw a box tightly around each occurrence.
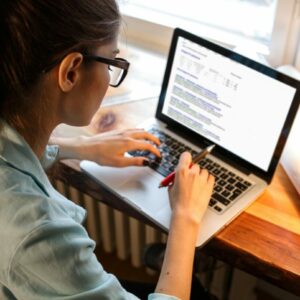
[126,0,276,45]
[119,0,299,67]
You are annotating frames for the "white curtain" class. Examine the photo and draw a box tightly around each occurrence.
[281,0,300,69]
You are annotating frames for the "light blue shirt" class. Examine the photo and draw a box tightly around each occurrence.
[0,122,178,300]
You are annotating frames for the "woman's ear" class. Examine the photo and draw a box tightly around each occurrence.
[57,53,84,92]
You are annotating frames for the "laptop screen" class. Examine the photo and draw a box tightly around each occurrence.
[160,35,297,172]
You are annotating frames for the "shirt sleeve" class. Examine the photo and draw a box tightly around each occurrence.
[7,219,139,300]
[39,145,59,170]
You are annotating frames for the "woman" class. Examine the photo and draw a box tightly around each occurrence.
[0,1,215,299]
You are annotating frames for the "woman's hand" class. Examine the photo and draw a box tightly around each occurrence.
[168,151,215,225]
[50,128,161,167]
[156,152,214,299]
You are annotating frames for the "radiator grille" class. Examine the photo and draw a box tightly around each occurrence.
[52,180,168,268]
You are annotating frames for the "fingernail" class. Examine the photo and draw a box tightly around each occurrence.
[143,160,150,166]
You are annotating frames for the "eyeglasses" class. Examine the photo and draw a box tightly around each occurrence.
[83,55,130,88]
[43,54,130,88]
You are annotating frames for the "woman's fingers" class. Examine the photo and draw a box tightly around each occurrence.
[199,168,215,187]
[208,173,215,184]
[126,130,161,146]
[177,151,192,169]
[199,168,210,180]
[127,140,161,158]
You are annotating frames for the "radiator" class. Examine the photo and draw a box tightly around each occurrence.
[52,180,168,268]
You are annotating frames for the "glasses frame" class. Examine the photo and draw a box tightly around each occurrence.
[83,55,130,87]
[42,54,130,88]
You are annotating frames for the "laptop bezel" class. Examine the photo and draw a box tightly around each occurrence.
[156,28,300,183]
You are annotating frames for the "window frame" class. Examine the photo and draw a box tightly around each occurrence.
[268,0,299,66]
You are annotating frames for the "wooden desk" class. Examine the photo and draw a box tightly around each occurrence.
[52,97,300,296]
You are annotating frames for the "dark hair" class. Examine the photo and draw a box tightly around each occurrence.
[0,0,120,128]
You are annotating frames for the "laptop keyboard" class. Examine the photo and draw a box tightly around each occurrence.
[129,128,253,214]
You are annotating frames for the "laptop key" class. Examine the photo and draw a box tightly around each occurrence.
[169,166,175,172]
[199,161,207,167]
[212,192,230,206]
[212,169,221,176]
[233,188,242,195]
[229,193,240,201]
[220,173,229,180]
[142,151,151,157]
[214,206,223,212]
[228,177,236,184]
[218,180,227,186]
[207,165,214,171]
[209,199,217,207]
[221,190,230,198]
[212,162,220,168]
[147,153,158,161]
[150,160,160,168]
[164,155,173,162]
[162,162,171,169]
[155,166,170,177]
[215,185,223,193]
[244,180,252,187]
[235,182,248,191]
[225,184,235,191]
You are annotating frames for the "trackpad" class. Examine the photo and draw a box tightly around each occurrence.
[118,168,171,214]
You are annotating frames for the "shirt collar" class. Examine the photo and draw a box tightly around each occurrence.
[0,121,51,196]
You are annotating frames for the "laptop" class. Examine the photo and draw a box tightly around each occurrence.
[80,28,300,247]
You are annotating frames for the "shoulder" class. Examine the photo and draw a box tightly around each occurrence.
[0,162,84,272]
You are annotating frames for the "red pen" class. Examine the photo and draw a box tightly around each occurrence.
[158,144,215,188]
